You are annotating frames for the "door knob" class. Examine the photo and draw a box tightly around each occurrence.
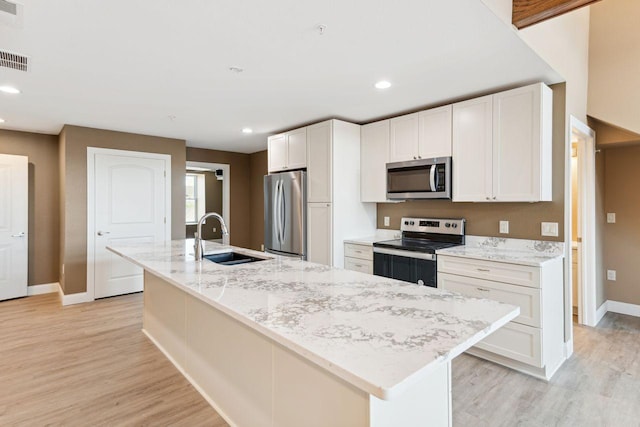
[97,231,111,236]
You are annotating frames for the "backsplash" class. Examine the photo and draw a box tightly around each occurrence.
[465,235,565,256]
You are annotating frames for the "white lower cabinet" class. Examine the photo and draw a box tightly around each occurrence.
[343,243,373,275]
[438,255,565,380]
[307,203,332,266]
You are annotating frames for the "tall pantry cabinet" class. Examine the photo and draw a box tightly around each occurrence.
[306,120,376,267]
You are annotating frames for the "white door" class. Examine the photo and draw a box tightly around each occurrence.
[0,154,28,301]
[91,150,170,299]
[361,120,390,203]
[286,127,308,170]
[307,121,332,203]
[268,134,287,172]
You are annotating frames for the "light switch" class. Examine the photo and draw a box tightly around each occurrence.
[541,222,559,237]
[499,221,509,234]
[607,270,616,281]
[607,213,616,224]
[384,216,390,227]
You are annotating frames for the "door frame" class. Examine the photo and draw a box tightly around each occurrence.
[87,147,172,302]
[185,161,231,235]
[568,117,598,327]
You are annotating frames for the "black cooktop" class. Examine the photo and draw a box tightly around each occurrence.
[373,238,462,254]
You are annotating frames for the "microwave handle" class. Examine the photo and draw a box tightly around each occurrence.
[429,164,436,192]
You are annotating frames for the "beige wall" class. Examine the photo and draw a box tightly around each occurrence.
[588,0,640,135]
[250,150,268,252]
[602,145,640,305]
[59,125,186,295]
[378,84,566,242]
[0,130,60,286]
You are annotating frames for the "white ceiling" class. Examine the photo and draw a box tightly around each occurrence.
[0,0,561,153]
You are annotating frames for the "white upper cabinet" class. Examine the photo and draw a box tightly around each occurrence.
[267,127,307,173]
[419,105,452,158]
[452,83,553,202]
[389,107,453,163]
[452,95,494,202]
[493,84,552,202]
[361,120,390,203]
[307,121,332,203]
[389,113,420,162]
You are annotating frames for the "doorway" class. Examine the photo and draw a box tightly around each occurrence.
[87,148,171,300]
[569,117,598,327]
[185,162,230,241]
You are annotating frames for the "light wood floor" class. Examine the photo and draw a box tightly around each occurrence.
[1,293,639,426]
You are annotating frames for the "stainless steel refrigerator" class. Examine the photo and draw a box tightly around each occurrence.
[264,171,307,259]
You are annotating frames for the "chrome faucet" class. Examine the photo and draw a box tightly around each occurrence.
[194,212,229,261]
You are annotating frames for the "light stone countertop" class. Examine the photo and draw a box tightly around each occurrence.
[108,239,519,401]
[436,236,565,267]
[343,229,401,246]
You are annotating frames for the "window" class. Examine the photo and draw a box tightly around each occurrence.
[186,173,206,224]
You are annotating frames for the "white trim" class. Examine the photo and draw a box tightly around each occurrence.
[185,161,231,237]
[60,290,92,306]
[595,301,608,325]
[563,338,574,359]
[87,148,172,302]
[569,116,597,327]
[607,300,640,318]
[27,282,60,296]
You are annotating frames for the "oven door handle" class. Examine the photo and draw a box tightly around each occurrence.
[373,247,436,261]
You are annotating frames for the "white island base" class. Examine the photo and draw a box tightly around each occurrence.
[143,272,452,427]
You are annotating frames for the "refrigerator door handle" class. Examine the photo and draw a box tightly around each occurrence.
[280,181,286,244]
[274,179,282,244]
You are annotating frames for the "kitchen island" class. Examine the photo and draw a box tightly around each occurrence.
[108,240,519,427]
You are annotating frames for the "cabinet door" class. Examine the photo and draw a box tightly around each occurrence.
[389,112,420,162]
[307,121,332,203]
[419,105,452,158]
[361,120,390,202]
[268,134,288,172]
[286,127,307,170]
[307,203,332,266]
[493,83,551,202]
[452,95,493,202]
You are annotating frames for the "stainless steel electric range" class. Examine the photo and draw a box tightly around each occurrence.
[373,217,465,287]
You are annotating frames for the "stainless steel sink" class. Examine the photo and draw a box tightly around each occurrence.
[203,251,270,266]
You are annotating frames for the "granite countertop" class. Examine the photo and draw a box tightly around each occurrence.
[436,236,565,267]
[108,239,519,401]
[343,229,401,246]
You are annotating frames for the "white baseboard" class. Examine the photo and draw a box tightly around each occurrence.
[59,289,93,306]
[564,338,574,359]
[28,282,61,296]
[607,300,640,318]
[595,301,609,325]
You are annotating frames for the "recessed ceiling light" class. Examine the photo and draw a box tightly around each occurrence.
[0,118,5,123]
[242,128,253,134]
[0,86,20,94]
[229,66,244,73]
[374,80,391,90]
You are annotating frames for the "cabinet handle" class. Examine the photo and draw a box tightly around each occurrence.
[418,156,422,159]
[476,287,490,292]
[282,166,287,169]
[485,197,490,200]
[477,268,490,272]
[413,156,417,160]
[355,264,363,268]
[493,197,497,200]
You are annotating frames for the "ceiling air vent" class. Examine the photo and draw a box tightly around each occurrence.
[0,0,17,15]
[0,50,28,72]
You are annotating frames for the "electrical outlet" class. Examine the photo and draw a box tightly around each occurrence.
[261,244,264,252]
[212,227,217,232]
[607,213,616,224]
[499,221,509,234]
[384,216,390,227]
[607,270,616,281]
[541,222,559,237]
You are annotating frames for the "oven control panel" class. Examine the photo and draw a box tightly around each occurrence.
[400,217,465,235]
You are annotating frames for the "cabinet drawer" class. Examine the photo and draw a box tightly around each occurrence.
[344,257,373,274]
[475,322,542,368]
[438,255,540,288]
[439,273,541,327]
[344,243,373,261]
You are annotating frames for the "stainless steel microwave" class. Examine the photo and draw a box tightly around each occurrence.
[386,157,452,200]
